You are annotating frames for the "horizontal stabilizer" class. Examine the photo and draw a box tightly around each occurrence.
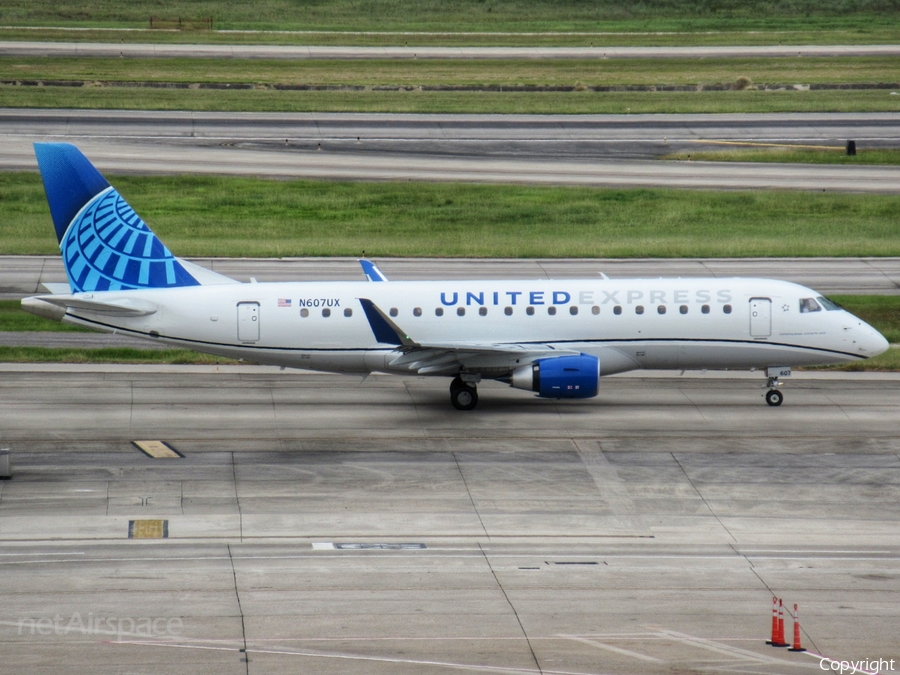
[35,295,157,317]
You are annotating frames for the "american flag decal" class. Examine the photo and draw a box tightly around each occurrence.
[278,298,292,307]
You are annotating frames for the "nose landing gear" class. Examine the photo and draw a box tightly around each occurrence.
[450,375,479,411]
[764,367,790,406]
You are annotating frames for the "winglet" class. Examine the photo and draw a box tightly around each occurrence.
[358,298,416,347]
[359,259,389,282]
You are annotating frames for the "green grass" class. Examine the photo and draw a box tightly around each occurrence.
[5,56,898,87]
[664,148,900,164]
[0,300,87,331]
[4,172,900,259]
[3,86,900,115]
[809,346,900,371]
[0,346,239,363]
[4,26,900,47]
[2,0,900,38]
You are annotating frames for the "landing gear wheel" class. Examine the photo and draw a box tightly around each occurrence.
[450,383,478,411]
[765,389,784,407]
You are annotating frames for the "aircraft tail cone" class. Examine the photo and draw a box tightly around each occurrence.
[788,604,807,652]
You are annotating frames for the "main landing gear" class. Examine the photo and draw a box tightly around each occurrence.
[450,376,479,411]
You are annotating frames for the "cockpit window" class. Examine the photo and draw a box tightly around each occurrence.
[817,296,842,311]
[799,298,821,313]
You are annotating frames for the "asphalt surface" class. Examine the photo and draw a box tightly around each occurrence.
[4,109,900,191]
[3,40,900,59]
[4,109,900,162]
[0,365,898,674]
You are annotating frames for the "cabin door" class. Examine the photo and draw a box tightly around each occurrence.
[237,302,260,342]
[749,298,771,338]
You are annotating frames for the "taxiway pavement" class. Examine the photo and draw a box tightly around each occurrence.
[0,366,898,674]
[3,110,900,191]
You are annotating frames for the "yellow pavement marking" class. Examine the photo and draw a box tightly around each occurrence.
[129,520,168,539]
[132,441,183,459]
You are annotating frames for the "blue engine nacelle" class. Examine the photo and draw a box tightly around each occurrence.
[510,354,600,399]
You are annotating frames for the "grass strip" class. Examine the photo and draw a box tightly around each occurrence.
[2,0,900,39]
[4,56,899,87]
[663,148,900,164]
[0,300,87,331]
[3,27,900,47]
[0,346,239,364]
[5,172,900,259]
[3,85,900,115]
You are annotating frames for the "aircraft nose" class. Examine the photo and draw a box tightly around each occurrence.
[867,328,891,357]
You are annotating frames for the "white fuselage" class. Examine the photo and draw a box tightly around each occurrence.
[59,277,888,377]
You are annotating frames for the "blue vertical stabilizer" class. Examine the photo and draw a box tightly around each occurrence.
[34,143,200,293]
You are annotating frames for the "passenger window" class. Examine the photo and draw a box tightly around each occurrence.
[635,305,644,315]
[614,306,622,315]
[526,306,535,316]
[435,307,444,317]
[679,305,688,314]
[504,306,513,316]
[457,307,465,317]
[800,298,822,313]
[701,304,710,314]
[723,304,732,314]
[548,306,557,316]
[344,308,352,317]
[657,305,666,315]
[591,306,600,315]
[478,307,487,316]
[322,308,331,317]
[413,307,422,317]
[389,307,398,317]
[300,308,309,318]
[570,306,578,315]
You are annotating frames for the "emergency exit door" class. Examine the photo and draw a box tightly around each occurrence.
[237,302,260,342]
[749,298,771,338]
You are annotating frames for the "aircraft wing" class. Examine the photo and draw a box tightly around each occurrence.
[358,297,577,374]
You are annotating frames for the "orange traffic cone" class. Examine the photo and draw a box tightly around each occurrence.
[774,598,789,647]
[766,596,779,645]
[789,604,806,652]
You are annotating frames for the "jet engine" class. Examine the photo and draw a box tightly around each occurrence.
[510,354,600,399]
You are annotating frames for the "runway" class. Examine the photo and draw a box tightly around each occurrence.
[3,109,900,191]
[3,40,900,59]
[1,365,899,674]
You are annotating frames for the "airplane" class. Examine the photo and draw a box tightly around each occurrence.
[21,143,890,410]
